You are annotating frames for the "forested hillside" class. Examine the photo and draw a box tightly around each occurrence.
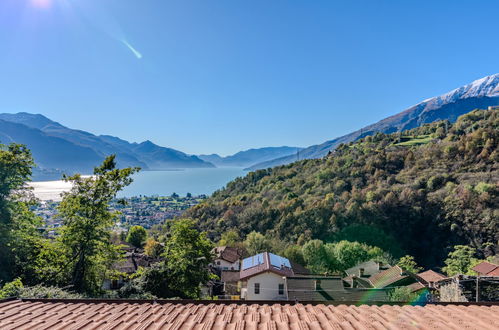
[187,110,498,267]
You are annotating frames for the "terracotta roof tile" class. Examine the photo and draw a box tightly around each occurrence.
[417,270,448,283]
[1,299,498,329]
[472,261,499,275]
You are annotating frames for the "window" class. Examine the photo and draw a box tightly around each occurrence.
[254,283,260,294]
[315,280,322,291]
[278,283,284,295]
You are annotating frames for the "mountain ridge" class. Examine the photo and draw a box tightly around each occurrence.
[199,146,303,168]
[248,73,499,170]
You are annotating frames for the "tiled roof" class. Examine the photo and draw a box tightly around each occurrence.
[1,299,498,329]
[214,247,244,264]
[472,261,499,275]
[239,252,294,280]
[369,265,409,288]
[407,282,427,293]
[417,270,448,284]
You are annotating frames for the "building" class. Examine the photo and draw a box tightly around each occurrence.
[102,252,159,290]
[240,252,293,300]
[212,246,244,271]
[343,260,391,288]
[1,298,497,329]
[368,265,417,288]
[472,261,499,276]
[417,269,448,289]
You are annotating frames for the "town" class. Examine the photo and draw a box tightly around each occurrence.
[34,194,206,235]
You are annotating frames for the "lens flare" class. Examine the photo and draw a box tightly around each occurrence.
[31,0,53,9]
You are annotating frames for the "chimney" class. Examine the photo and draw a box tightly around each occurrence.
[359,268,365,277]
[377,262,383,270]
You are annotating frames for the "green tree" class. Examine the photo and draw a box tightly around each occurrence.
[139,219,214,298]
[388,286,424,302]
[0,144,44,283]
[126,225,147,248]
[302,240,328,273]
[244,231,271,255]
[397,255,423,273]
[218,229,241,247]
[443,245,480,276]
[57,155,139,293]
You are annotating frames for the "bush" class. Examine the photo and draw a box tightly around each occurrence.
[0,278,23,298]
[18,285,84,299]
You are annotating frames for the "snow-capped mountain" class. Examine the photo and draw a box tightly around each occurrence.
[248,73,499,170]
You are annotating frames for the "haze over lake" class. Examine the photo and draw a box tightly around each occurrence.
[30,168,247,201]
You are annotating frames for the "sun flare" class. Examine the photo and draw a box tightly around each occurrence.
[30,0,53,9]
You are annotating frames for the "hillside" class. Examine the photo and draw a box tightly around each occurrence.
[0,113,214,178]
[248,73,499,170]
[199,146,302,168]
[186,110,499,268]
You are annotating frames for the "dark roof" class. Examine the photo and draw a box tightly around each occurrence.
[3,299,497,329]
[417,270,448,283]
[289,260,310,275]
[213,246,244,263]
[239,252,294,280]
[113,253,159,274]
[472,261,499,276]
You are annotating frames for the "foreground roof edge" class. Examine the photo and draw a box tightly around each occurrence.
[3,298,499,307]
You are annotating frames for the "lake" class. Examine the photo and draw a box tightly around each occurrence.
[29,168,248,201]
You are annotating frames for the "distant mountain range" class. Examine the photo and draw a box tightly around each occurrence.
[199,146,302,168]
[0,113,303,180]
[0,113,214,179]
[247,73,499,170]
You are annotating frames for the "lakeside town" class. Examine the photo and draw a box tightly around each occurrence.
[34,194,206,236]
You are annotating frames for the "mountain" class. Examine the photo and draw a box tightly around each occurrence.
[0,113,214,179]
[199,146,302,168]
[248,73,499,170]
[186,109,499,268]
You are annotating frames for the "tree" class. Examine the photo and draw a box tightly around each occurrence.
[57,155,139,293]
[302,240,328,273]
[144,238,163,258]
[244,231,271,255]
[443,245,480,276]
[0,144,43,283]
[397,255,423,273]
[139,219,214,298]
[388,286,426,302]
[218,229,241,247]
[126,225,147,248]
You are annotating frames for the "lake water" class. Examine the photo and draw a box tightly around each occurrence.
[30,168,248,201]
[118,167,247,197]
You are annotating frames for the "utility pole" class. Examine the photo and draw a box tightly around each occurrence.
[476,276,480,302]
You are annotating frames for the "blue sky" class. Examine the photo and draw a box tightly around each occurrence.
[0,0,498,156]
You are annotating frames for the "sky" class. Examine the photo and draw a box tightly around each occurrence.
[0,0,498,156]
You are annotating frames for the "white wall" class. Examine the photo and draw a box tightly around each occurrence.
[214,259,240,271]
[245,272,287,300]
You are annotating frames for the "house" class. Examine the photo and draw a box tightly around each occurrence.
[212,246,244,271]
[472,261,499,276]
[368,265,416,288]
[343,260,391,288]
[2,298,497,329]
[102,252,159,290]
[240,252,293,300]
[417,269,448,289]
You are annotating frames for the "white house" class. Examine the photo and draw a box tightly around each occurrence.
[239,252,294,300]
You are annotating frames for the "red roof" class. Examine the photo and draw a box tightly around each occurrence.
[417,270,448,283]
[239,252,294,280]
[472,261,499,276]
[1,299,498,329]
